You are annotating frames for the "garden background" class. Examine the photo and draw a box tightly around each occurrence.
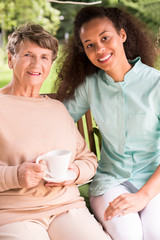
[0,0,160,94]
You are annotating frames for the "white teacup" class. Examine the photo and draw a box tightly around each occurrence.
[36,149,71,180]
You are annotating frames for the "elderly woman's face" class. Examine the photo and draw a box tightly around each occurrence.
[8,40,53,88]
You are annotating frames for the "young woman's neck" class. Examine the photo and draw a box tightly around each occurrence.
[106,60,132,82]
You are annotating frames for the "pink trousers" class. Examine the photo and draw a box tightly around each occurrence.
[0,207,111,240]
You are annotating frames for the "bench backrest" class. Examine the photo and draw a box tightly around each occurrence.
[47,93,98,156]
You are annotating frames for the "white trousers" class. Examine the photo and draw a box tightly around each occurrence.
[0,207,111,240]
[90,183,160,240]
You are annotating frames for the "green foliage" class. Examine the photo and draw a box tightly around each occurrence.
[50,2,83,40]
[0,0,60,45]
[142,1,160,32]
[114,0,160,34]
[0,1,16,30]
[79,183,91,210]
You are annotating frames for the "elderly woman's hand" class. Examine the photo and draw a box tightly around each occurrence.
[17,161,47,188]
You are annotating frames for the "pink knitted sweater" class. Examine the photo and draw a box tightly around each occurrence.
[0,94,97,226]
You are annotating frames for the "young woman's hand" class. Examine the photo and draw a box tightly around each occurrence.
[104,191,150,221]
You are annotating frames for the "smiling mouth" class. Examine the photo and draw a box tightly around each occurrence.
[28,72,41,76]
[98,53,112,62]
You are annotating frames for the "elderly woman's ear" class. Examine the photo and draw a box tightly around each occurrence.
[8,52,13,69]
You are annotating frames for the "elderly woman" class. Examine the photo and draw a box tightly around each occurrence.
[0,24,111,240]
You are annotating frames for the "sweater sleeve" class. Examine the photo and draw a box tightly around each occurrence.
[0,165,21,192]
[73,126,98,185]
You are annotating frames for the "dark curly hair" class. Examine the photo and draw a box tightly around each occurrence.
[55,6,156,101]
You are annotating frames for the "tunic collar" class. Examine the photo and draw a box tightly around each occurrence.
[100,57,142,88]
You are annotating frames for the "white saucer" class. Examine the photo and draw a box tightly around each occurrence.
[44,170,76,183]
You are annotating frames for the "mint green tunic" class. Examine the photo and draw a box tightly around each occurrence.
[65,58,160,196]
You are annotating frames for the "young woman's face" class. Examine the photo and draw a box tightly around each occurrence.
[80,17,127,74]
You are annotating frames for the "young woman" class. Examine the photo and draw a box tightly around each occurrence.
[56,6,160,240]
